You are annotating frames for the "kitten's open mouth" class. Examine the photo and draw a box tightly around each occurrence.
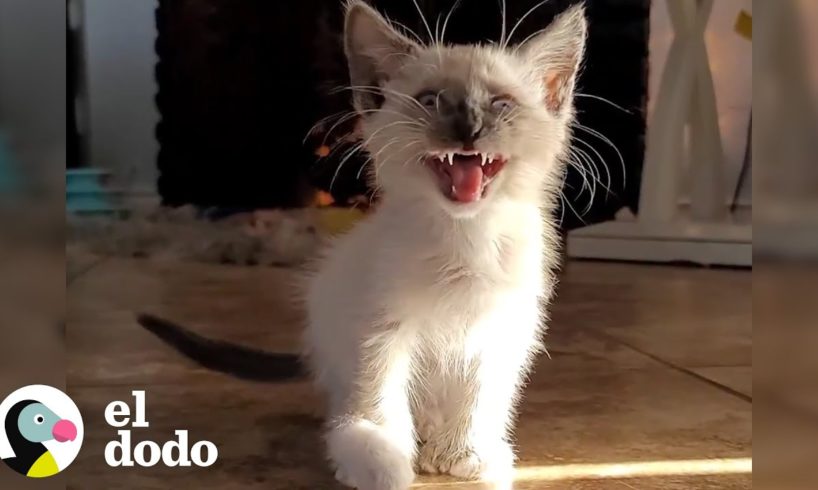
[425,151,508,203]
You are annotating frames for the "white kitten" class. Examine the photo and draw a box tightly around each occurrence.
[137,3,586,488]
[305,2,587,489]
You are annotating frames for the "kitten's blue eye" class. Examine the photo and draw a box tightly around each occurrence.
[491,95,515,112]
[417,91,438,110]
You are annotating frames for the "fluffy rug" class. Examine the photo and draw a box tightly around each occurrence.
[68,206,324,267]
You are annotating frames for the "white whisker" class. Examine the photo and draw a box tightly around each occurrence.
[330,143,364,192]
[499,0,508,47]
[375,140,424,175]
[321,111,365,147]
[574,137,613,195]
[504,0,552,50]
[566,151,594,208]
[441,0,461,45]
[560,188,589,224]
[570,147,599,212]
[411,0,435,44]
[384,15,425,46]
[357,137,401,180]
[573,122,627,183]
[303,110,349,144]
[434,13,441,47]
[361,121,425,152]
[355,156,373,182]
[512,25,551,55]
[341,85,432,116]
[576,93,633,114]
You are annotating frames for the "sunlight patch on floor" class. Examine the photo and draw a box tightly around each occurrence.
[412,458,752,487]
[514,458,752,481]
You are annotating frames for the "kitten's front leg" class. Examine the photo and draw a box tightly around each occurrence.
[420,305,541,489]
[418,359,519,489]
[326,328,418,490]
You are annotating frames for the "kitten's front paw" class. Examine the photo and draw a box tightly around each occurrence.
[418,440,514,488]
[327,420,415,490]
[447,450,485,479]
[333,460,414,490]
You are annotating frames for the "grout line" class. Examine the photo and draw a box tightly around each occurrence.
[583,328,752,403]
[67,256,107,286]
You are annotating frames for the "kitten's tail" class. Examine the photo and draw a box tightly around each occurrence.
[136,313,306,382]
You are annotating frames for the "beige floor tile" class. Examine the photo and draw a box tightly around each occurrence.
[554,262,752,368]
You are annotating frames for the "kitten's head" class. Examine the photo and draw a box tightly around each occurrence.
[343,1,587,217]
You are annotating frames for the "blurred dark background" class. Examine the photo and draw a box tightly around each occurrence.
[148,0,648,229]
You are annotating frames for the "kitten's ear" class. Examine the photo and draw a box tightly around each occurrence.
[519,3,587,114]
[344,1,419,112]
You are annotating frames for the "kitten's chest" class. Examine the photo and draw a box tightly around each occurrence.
[385,228,543,323]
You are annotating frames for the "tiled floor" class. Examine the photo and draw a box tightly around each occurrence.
[66,258,752,489]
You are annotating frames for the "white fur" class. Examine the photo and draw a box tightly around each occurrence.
[304,3,586,489]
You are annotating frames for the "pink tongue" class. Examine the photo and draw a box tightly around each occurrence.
[448,158,484,203]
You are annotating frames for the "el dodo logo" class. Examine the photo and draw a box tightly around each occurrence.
[0,385,83,478]
[104,390,217,468]
[1,387,216,476]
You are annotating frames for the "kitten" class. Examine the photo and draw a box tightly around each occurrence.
[307,3,586,488]
[139,2,587,489]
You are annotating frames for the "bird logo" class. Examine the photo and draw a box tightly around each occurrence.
[1,385,83,478]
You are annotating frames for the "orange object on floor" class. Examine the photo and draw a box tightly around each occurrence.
[315,145,331,158]
[316,207,366,236]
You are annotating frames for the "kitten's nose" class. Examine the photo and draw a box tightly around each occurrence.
[451,102,483,147]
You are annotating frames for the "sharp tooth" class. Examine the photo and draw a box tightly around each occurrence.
[480,153,487,166]
[451,185,456,194]
[447,152,454,165]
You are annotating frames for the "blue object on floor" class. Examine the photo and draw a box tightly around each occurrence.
[66,168,124,214]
